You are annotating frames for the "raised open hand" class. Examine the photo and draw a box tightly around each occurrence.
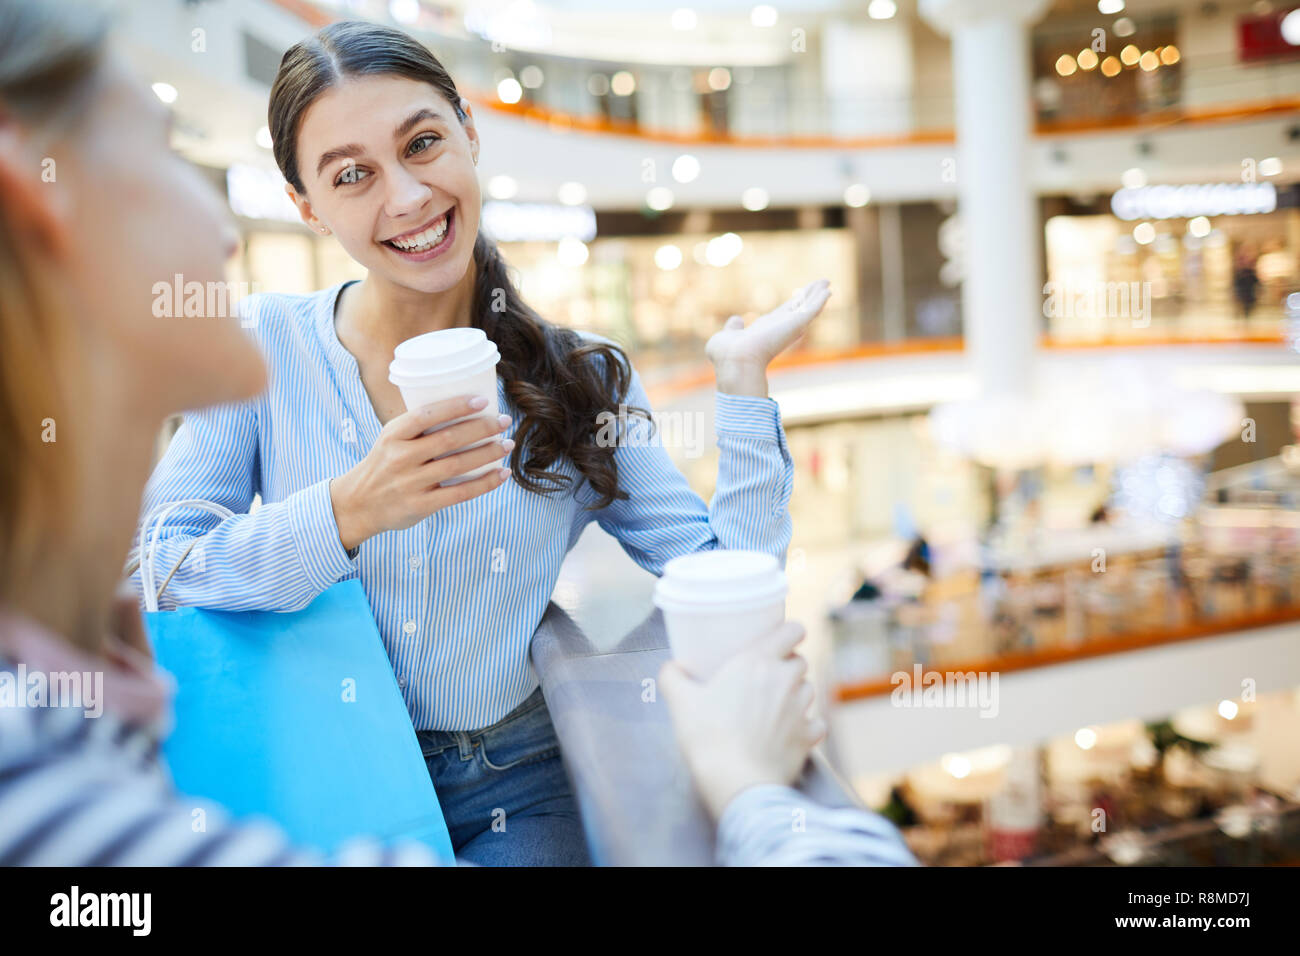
[705,279,831,397]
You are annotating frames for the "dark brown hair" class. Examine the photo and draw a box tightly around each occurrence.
[269,20,648,508]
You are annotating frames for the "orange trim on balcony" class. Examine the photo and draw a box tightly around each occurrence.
[271,0,333,29]
[467,92,959,150]
[645,336,965,399]
[268,1,1300,151]
[644,332,1288,402]
[832,603,1300,703]
[1035,96,1300,138]
[1042,331,1287,349]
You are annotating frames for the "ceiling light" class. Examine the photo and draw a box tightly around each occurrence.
[672,154,701,183]
[646,187,674,211]
[557,237,588,267]
[654,244,683,270]
[557,181,587,205]
[671,8,697,30]
[741,187,769,211]
[488,175,518,199]
[611,71,636,96]
[497,77,523,104]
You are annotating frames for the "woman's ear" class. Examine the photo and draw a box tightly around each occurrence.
[285,182,330,235]
[0,118,71,256]
[459,98,480,166]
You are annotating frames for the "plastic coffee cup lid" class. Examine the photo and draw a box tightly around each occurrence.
[389,327,499,384]
[653,550,788,609]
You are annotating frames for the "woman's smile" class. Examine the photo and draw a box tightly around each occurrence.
[382,206,456,262]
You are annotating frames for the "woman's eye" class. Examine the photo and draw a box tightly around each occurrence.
[408,133,440,155]
[335,165,368,187]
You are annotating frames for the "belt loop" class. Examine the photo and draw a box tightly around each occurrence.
[455,730,474,760]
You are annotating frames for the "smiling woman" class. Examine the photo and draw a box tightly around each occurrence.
[267,20,647,508]
[133,17,830,868]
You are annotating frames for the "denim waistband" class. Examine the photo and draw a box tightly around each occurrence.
[416,685,547,758]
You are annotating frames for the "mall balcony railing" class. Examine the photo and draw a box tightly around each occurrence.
[831,519,1300,706]
[278,0,1300,145]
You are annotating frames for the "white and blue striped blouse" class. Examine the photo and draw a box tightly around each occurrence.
[130,282,794,732]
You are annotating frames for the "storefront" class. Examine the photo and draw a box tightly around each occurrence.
[1042,181,1300,341]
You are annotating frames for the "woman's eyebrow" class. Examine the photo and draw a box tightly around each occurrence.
[314,110,444,176]
[394,108,442,138]
[316,143,364,177]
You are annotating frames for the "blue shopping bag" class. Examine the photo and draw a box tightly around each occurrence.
[144,579,454,862]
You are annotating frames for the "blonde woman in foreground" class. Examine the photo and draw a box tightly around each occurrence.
[0,0,915,867]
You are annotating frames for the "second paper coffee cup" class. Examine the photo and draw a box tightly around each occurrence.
[388,327,502,486]
[653,550,788,679]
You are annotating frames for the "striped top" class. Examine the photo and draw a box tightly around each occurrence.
[129,281,794,731]
[716,785,919,866]
[0,614,917,867]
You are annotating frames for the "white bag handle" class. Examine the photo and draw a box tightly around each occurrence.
[136,499,234,613]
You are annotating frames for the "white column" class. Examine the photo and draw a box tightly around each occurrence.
[920,0,1049,399]
[879,203,905,343]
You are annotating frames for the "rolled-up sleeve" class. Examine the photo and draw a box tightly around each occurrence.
[711,391,794,562]
[127,402,357,613]
[591,357,795,575]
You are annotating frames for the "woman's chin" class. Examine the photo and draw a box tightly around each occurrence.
[373,250,475,297]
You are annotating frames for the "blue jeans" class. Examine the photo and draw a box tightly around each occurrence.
[416,687,591,866]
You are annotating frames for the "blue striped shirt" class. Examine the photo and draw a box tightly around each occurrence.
[129,281,793,731]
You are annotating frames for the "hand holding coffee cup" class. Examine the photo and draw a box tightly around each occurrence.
[329,394,512,552]
[388,327,503,485]
[653,550,789,679]
[329,327,510,552]
[659,620,825,820]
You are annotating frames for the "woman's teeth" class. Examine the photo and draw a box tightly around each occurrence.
[389,213,449,252]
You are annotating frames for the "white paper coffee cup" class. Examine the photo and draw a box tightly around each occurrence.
[653,550,788,679]
[389,327,502,486]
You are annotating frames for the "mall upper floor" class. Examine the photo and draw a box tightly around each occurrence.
[121,0,1300,207]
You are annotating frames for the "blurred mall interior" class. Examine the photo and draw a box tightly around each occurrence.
[134,0,1299,864]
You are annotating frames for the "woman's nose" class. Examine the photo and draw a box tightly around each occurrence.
[385,167,434,218]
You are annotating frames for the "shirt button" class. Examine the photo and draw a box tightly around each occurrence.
[397,676,408,689]
[408,555,421,570]
[402,620,417,636]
